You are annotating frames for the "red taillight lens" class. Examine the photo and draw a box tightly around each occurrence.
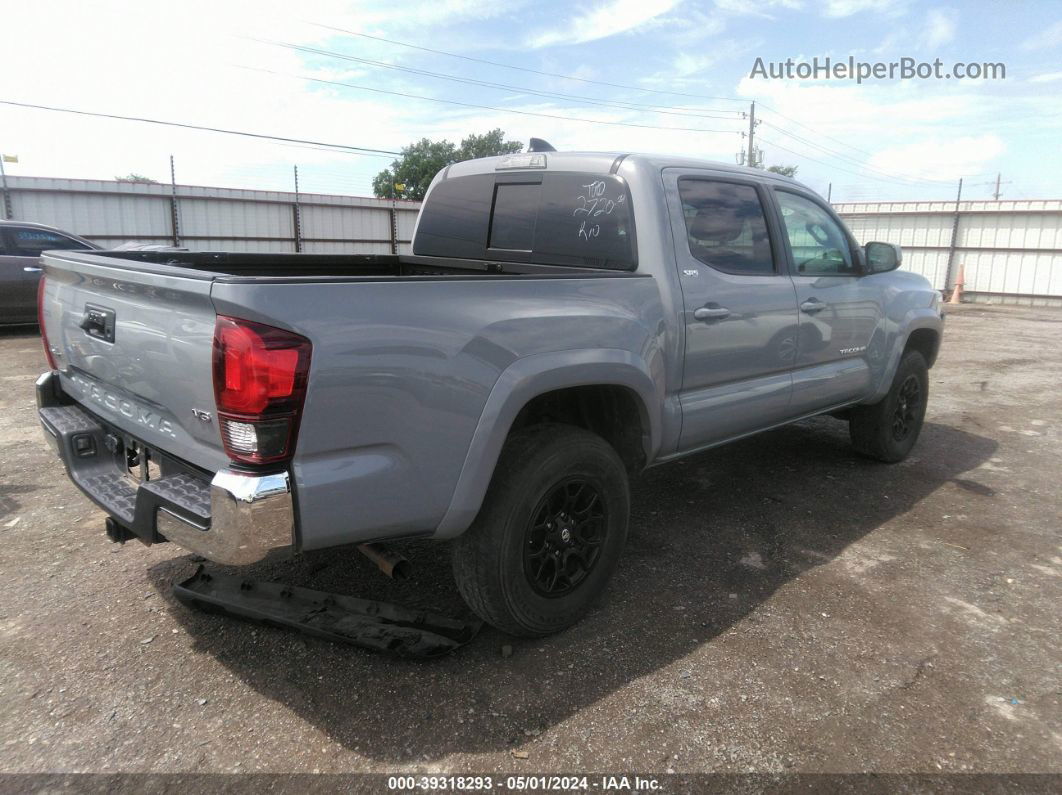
[37,275,58,370]
[212,316,311,465]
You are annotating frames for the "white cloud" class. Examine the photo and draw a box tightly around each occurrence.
[666,38,763,79]
[732,75,1018,190]
[922,8,957,48]
[823,0,907,19]
[1029,71,1062,83]
[351,0,532,29]
[527,0,681,48]
[713,0,802,17]
[1021,19,1062,50]
[867,135,1004,181]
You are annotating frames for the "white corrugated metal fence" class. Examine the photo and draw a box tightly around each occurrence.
[3,176,421,255]
[835,199,1062,303]
[3,176,1059,303]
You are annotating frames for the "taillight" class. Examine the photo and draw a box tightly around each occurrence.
[212,316,311,465]
[37,275,58,370]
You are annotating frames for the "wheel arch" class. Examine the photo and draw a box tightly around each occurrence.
[433,349,662,538]
[865,309,943,404]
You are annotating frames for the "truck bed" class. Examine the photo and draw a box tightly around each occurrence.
[38,246,660,551]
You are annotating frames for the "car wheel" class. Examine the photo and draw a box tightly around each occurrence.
[452,423,629,637]
[849,350,929,463]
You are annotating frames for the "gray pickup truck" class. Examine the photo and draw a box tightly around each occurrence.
[36,150,943,637]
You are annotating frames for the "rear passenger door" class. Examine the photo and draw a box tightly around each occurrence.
[663,170,800,451]
[771,189,884,413]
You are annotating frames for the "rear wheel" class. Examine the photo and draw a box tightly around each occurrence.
[849,350,929,462]
[452,424,629,637]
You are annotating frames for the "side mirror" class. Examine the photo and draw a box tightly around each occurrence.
[864,241,902,273]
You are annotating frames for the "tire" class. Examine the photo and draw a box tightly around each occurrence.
[849,350,929,463]
[452,424,630,637]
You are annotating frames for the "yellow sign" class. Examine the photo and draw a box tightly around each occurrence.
[393,182,405,192]
[1,154,17,163]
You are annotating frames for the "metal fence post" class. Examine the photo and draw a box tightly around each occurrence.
[0,156,13,220]
[389,206,398,255]
[293,165,302,253]
[943,178,963,290]
[169,155,181,247]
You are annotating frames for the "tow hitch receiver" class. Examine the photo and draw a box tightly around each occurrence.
[174,566,481,658]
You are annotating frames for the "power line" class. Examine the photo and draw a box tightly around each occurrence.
[0,99,400,157]
[310,22,749,104]
[265,40,745,120]
[243,67,745,135]
[757,102,881,160]
[757,136,960,190]
[758,118,955,185]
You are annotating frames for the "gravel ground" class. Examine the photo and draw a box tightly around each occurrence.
[0,304,1059,775]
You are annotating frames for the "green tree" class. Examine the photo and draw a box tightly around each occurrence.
[767,164,799,177]
[115,173,159,184]
[373,129,523,200]
[457,129,523,161]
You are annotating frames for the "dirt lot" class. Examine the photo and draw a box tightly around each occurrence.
[0,304,1059,776]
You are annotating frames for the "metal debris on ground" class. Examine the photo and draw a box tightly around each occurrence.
[174,566,481,658]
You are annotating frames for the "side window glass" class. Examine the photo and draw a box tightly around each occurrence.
[677,179,774,274]
[775,191,855,275]
[7,227,91,256]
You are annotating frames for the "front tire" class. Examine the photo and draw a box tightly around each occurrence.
[849,350,929,462]
[452,424,629,637]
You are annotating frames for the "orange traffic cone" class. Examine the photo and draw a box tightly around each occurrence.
[949,264,965,304]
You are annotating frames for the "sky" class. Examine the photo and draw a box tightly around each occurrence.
[1,0,1060,202]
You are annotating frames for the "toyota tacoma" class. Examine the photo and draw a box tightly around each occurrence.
[36,148,943,636]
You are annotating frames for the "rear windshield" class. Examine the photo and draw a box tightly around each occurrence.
[414,171,636,270]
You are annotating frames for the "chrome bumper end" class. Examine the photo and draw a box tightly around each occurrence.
[157,470,294,566]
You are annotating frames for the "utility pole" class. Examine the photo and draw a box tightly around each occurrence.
[973,172,1011,200]
[827,182,832,203]
[990,172,1011,200]
[746,101,759,169]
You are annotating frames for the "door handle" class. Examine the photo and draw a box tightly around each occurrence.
[694,305,730,321]
[23,266,42,273]
[800,299,826,314]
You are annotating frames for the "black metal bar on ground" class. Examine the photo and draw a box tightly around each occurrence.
[174,566,481,658]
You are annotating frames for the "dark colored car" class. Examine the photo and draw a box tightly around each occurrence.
[0,221,98,325]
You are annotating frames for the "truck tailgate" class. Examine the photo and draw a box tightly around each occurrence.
[39,251,228,473]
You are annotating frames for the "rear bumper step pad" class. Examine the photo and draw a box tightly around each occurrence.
[39,403,211,540]
[174,566,481,658]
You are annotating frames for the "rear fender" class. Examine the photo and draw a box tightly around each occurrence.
[433,349,662,538]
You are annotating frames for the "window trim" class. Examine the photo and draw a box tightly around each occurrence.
[675,176,783,277]
[771,188,863,278]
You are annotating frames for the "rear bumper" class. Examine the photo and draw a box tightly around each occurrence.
[36,371,294,565]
